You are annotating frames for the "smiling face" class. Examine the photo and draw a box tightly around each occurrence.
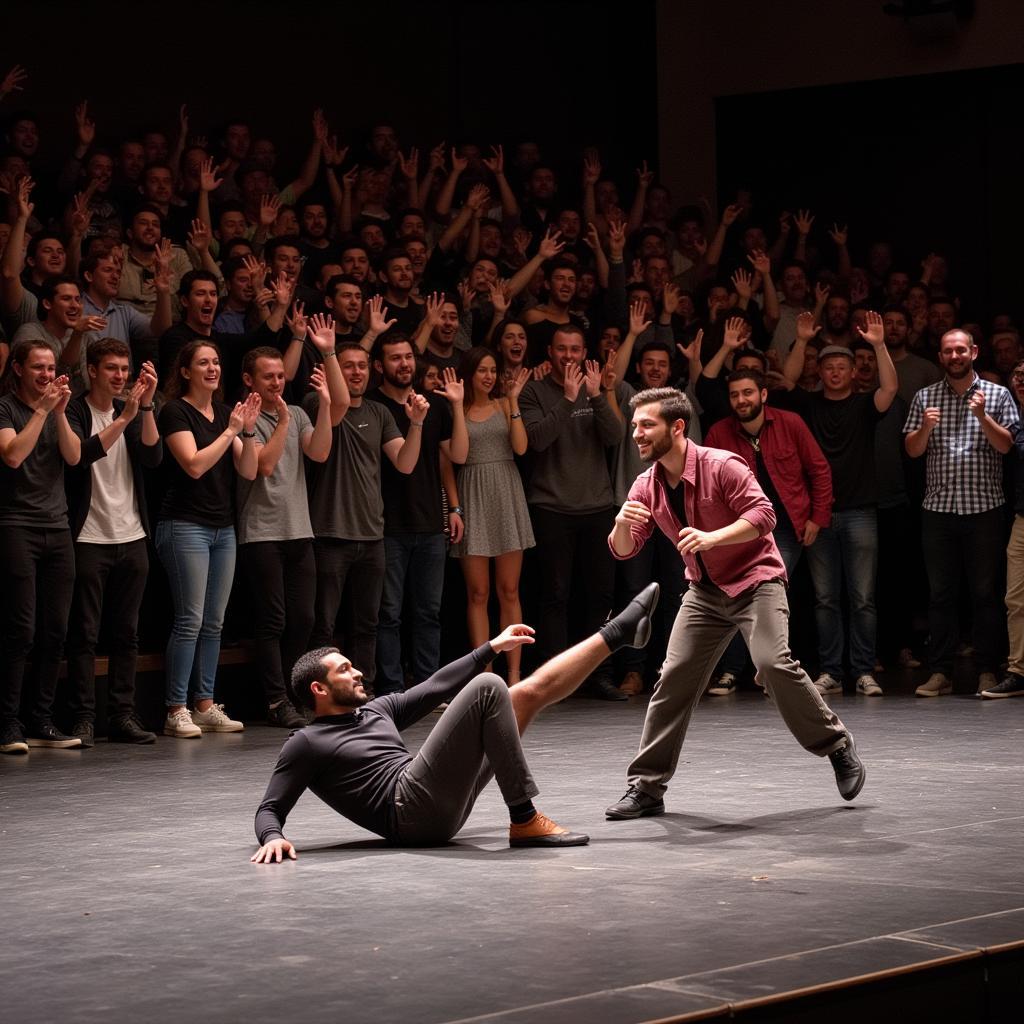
[43,282,82,330]
[182,279,219,330]
[433,302,460,347]
[14,345,57,402]
[384,256,414,294]
[548,330,585,384]
[938,330,976,381]
[376,340,416,388]
[500,323,527,366]
[87,257,122,301]
[339,347,370,397]
[327,283,363,326]
[631,402,679,462]
[638,349,671,390]
[89,354,131,401]
[29,237,67,278]
[130,210,162,251]
[243,355,286,405]
[471,353,498,400]
[728,378,766,423]
[547,267,576,306]
[183,344,221,395]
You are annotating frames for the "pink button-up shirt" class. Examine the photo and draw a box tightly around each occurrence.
[609,440,786,597]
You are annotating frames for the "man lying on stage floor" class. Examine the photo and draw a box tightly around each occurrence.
[251,582,660,862]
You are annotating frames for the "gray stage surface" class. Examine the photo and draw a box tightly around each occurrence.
[3,679,1024,1023]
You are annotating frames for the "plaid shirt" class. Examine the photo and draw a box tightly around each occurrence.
[903,374,1019,514]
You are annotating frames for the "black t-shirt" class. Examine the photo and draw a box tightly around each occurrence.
[366,388,453,534]
[422,349,461,375]
[382,297,424,338]
[664,475,719,592]
[753,441,794,533]
[0,393,68,528]
[525,312,586,367]
[787,389,883,510]
[158,399,235,527]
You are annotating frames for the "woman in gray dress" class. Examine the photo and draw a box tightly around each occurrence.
[451,347,534,683]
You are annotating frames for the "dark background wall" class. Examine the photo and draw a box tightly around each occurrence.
[6,1,658,193]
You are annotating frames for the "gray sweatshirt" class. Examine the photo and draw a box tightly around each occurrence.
[520,374,626,513]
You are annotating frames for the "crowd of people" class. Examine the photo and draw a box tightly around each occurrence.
[2,60,1023,760]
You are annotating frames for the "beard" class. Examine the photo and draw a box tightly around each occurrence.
[638,432,673,462]
[945,361,973,380]
[735,400,763,423]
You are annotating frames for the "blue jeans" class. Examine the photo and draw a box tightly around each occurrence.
[376,533,447,694]
[717,517,803,676]
[155,520,237,707]
[803,508,878,679]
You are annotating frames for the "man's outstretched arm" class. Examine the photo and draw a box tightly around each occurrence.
[252,732,317,862]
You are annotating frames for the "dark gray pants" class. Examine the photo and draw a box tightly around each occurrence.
[392,674,538,844]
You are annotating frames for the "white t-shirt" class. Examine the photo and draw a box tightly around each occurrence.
[77,401,146,544]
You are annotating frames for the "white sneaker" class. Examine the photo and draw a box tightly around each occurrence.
[855,675,883,696]
[191,703,244,732]
[915,673,952,698]
[813,673,842,694]
[164,708,201,738]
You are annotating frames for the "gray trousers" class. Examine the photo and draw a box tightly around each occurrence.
[392,674,538,844]
[629,580,848,798]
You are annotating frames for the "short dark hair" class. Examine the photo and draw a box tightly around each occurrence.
[550,323,586,346]
[86,337,131,367]
[882,304,911,325]
[543,255,577,280]
[324,274,364,302]
[290,647,339,711]
[264,235,302,262]
[178,269,219,300]
[130,203,166,229]
[220,237,254,262]
[39,273,79,310]
[734,347,769,373]
[726,368,766,391]
[629,386,693,429]
[381,247,412,271]
[372,331,413,363]
[27,232,65,262]
[638,341,673,362]
[242,346,284,378]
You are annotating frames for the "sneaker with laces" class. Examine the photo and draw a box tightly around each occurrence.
[108,715,157,744]
[509,812,589,847]
[855,675,883,696]
[267,702,307,729]
[813,673,842,695]
[26,722,82,748]
[707,672,737,696]
[0,721,29,755]
[605,785,666,820]
[71,720,95,748]
[915,672,952,698]
[980,673,1024,699]
[191,703,244,733]
[164,708,202,738]
[829,735,866,801]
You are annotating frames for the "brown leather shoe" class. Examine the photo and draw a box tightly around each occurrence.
[619,671,644,696]
[509,812,589,847]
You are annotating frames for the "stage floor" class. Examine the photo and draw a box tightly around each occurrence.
[3,677,1024,1023]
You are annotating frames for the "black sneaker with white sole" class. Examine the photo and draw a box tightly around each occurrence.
[980,673,1024,699]
[25,722,82,749]
[0,721,29,755]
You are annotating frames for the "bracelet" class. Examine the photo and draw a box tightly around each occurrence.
[510,412,522,420]
[601,386,614,392]
[290,337,304,344]
[241,430,257,439]
[408,422,423,429]
[322,350,338,359]
[139,403,155,412]
[451,506,464,516]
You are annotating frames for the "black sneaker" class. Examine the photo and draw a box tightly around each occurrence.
[605,785,666,820]
[71,720,95,748]
[108,715,157,744]
[980,673,1024,699]
[25,722,82,749]
[829,735,866,801]
[0,721,28,755]
[267,702,308,729]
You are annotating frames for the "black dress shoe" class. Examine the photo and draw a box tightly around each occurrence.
[829,734,866,801]
[108,715,157,744]
[605,785,666,819]
[587,678,629,701]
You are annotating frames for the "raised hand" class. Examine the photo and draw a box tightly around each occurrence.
[309,365,330,405]
[152,239,172,294]
[628,258,643,284]
[0,65,28,100]
[199,156,224,193]
[814,281,831,307]
[607,217,626,261]
[450,147,469,174]
[74,100,96,149]
[312,108,329,144]
[720,203,742,226]
[69,189,93,236]
[138,360,159,404]
[511,226,532,260]
[341,164,360,192]
[730,268,753,301]
[178,103,189,138]
[466,182,490,213]
[562,361,583,402]
[323,135,349,168]
[582,221,602,253]
[778,211,792,236]
[259,193,281,228]
[828,223,849,247]
[187,218,211,254]
[398,147,419,180]
[601,348,618,391]
[272,272,294,311]
[629,299,652,337]
[482,144,505,175]
[243,254,267,286]
[636,160,654,188]
[241,391,262,432]
[795,310,822,345]
[723,316,749,350]
[747,249,771,276]
[855,309,885,347]
[456,279,475,313]
[582,150,601,186]
[663,281,682,316]
[120,376,146,421]
[367,293,397,335]
[506,366,530,400]
[537,228,564,261]
[532,360,552,381]
[437,367,465,404]
[794,209,815,236]
[406,391,430,424]
[849,273,869,306]
[487,279,510,316]
[15,175,35,220]
[307,312,336,353]
[423,290,445,328]
[286,299,308,340]
[677,328,704,364]
[583,358,603,397]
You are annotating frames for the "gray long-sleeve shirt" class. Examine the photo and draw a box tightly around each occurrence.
[519,374,625,513]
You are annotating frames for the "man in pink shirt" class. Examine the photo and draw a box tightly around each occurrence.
[605,387,863,820]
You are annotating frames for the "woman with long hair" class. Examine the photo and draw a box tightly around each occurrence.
[450,346,534,683]
[156,340,260,738]
[492,317,530,388]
